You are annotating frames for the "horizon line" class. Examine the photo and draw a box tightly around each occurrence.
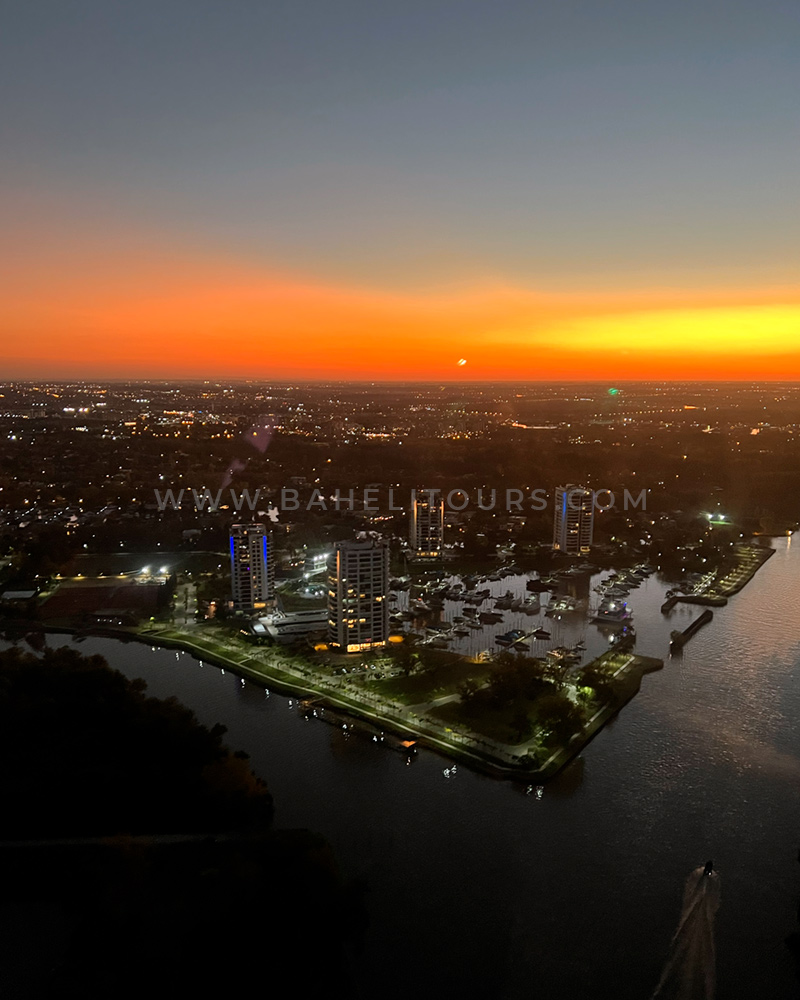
[4,376,800,386]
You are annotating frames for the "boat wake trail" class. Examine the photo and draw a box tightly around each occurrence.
[650,866,721,1000]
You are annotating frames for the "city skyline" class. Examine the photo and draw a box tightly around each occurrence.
[4,3,800,997]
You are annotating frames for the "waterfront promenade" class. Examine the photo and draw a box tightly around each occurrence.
[77,620,662,781]
[661,543,775,613]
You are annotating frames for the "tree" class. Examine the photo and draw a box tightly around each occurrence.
[390,635,418,676]
[511,708,532,743]
[0,645,274,839]
[485,654,553,707]
[457,677,481,704]
[536,692,586,746]
[542,657,570,690]
[0,644,366,995]
[579,664,616,701]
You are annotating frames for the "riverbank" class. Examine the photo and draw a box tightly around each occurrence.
[532,652,663,778]
[662,544,775,611]
[4,617,662,783]
[9,537,797,1000]
[705,543,775,598]
[135,625,661,781]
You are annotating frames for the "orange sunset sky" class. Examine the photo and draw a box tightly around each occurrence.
[3,2,800,381]
[4,228,800,381]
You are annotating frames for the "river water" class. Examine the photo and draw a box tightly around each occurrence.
[16,536,800,999]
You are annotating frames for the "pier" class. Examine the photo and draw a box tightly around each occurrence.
[670,609,713,651]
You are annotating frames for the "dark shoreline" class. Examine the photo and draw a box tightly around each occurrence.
[1,620,662,784]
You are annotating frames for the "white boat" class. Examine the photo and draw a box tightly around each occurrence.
[591,599,631,623]
[494,590,516,609]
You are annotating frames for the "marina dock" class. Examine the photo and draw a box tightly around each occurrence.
[670,609,713,651]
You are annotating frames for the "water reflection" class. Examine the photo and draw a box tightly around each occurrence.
[544,755,585,798]
[3,537,799,1000]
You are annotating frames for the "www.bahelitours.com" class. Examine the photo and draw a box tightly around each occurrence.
[152,486,648,515]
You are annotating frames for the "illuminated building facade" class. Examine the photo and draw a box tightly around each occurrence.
[327,536,389,652]
[552,485,594,555]
[409,489,445,559]
[230,522,274,610]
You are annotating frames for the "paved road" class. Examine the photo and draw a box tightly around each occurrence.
[172,581,198,627]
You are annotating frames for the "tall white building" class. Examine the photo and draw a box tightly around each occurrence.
[327,535,389,652]
[553,486,594,555]
[230,523,274,610]
[409,490,445,559]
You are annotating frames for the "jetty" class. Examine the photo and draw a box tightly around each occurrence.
[670,609,713,652]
